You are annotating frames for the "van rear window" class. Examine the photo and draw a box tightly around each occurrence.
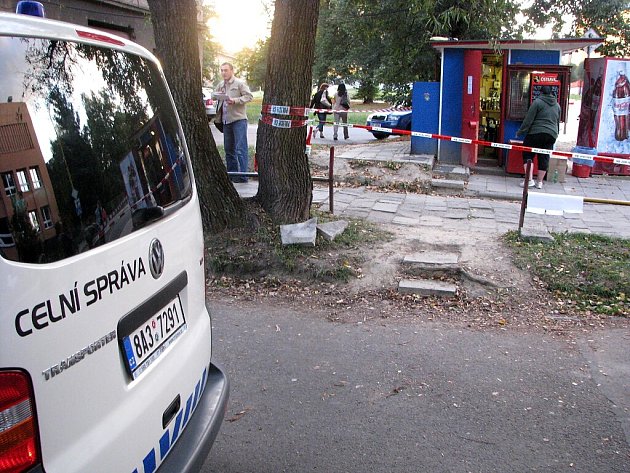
[0,36,192,264]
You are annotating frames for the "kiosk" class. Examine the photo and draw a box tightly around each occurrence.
[411,38,602,170]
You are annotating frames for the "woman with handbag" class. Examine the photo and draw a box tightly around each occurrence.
[310,83,332,138]
[333,83,350,140]
[515,85,561,189]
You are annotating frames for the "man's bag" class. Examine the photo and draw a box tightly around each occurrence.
[213,101,224,133]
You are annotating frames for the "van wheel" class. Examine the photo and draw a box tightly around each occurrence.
[371,132,389,140]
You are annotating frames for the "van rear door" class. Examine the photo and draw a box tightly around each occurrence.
[0,15,221,473]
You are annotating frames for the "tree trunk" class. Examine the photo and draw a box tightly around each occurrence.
[147,0,244,233]
[256,0,320,224]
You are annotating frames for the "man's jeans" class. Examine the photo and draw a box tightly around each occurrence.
[223,119,248,182]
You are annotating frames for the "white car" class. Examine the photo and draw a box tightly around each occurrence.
[202,88,217,119]
[0,6,228,473]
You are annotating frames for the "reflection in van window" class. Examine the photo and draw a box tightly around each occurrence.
[0,37,191,263]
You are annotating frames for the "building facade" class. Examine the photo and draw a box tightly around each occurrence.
[0,102,60,260]
[1,0,154,48]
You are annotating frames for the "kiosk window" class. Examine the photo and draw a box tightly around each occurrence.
[506,70,531,120]
[505,65,571,122]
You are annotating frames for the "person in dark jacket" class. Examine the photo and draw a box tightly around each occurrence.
[310,83,332,138]
[516,85,561,189]
[333,83,350,140]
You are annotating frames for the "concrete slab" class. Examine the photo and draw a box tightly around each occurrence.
[317,220,348,241]
[433,164,470,181]
[280,218,317,246]
[519,227,554,243]
[444,211,469,220]
[431,178,466,190]
[372,202,399,213]
[398,279,457,296]
[392,216,419,226]
[403,252,459,266]
[418,216,443,226]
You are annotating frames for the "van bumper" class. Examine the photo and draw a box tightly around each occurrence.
[158,362,229,472]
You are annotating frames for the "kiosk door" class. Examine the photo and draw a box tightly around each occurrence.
[461,50,481,166]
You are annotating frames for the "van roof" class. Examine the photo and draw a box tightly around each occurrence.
[0,11,158,64]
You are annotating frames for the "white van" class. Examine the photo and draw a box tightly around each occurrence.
[0,6,228,473]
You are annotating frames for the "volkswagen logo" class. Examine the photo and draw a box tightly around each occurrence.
[149,238,164,279]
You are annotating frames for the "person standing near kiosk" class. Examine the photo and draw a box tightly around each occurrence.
[516,85,561,189]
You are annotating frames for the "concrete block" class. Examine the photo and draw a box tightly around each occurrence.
[317,220,348,241]
[392,216,419,226]
[280,217,317,246]
[432,164,470,181]
[431,178,465,190]
[372,202,399,213]
[519,228,554,243]
[403,252,459,266]
[398,279,457,296]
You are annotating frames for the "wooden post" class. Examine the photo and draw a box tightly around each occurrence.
[329,146,334,213]
[518,159,532,234]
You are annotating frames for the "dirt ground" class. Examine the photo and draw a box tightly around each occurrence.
[207,140,629,334]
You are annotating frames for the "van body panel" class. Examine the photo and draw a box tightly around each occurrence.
[0,12,227,473]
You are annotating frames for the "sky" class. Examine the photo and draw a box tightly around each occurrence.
[205,1,576,55]
[205,0,271,55]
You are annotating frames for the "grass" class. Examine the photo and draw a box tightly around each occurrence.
[247,97,391,127]
[205,205,393,283]
[504,231,630,316]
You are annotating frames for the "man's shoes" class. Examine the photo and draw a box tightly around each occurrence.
[519,179,535,188]
[535,181,543,189]
[320,133,324,138]
[333,137,338,140]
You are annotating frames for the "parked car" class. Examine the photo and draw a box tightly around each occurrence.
[203,87,216,119]
[366,110,413,139]
[0,6,228,473]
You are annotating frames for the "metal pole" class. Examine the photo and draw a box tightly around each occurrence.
[518,159,532,234]
[329,146,334,213]
[584,197,630,206]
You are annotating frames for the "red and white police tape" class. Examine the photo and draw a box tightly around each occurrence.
[261,104,411,116]
[259,104,630,167]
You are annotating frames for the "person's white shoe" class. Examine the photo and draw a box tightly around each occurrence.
[519,179,535,188]
[535,181,543,189]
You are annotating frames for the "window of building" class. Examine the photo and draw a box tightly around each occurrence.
[41,205,53,229]
[29,167,42,189]
[28,210,40,233]
[1,172,16,196]
[16,169,30,192]
[0,217,14,248]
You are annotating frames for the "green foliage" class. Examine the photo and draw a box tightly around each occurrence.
[201,3,221,84]
[504,231,630,316]
[236,39,269,90]
[314,0,524,105]
[314,1,629,105]
[245,96,263,123]
[523,0,630,57]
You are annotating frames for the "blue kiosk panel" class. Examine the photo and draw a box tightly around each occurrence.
[439,49,465,162]
[411,82,440,156]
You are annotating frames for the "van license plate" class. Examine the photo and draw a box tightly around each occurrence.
[122,295,186,379]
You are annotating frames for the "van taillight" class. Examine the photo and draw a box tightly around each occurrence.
[0,371,39,473]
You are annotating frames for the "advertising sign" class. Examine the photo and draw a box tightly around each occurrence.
[578,58,630,157]
[530,73,561,102]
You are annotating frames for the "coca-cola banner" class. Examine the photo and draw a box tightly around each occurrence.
[578,58,630,156]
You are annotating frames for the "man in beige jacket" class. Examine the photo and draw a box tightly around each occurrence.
[216,62,253,182]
